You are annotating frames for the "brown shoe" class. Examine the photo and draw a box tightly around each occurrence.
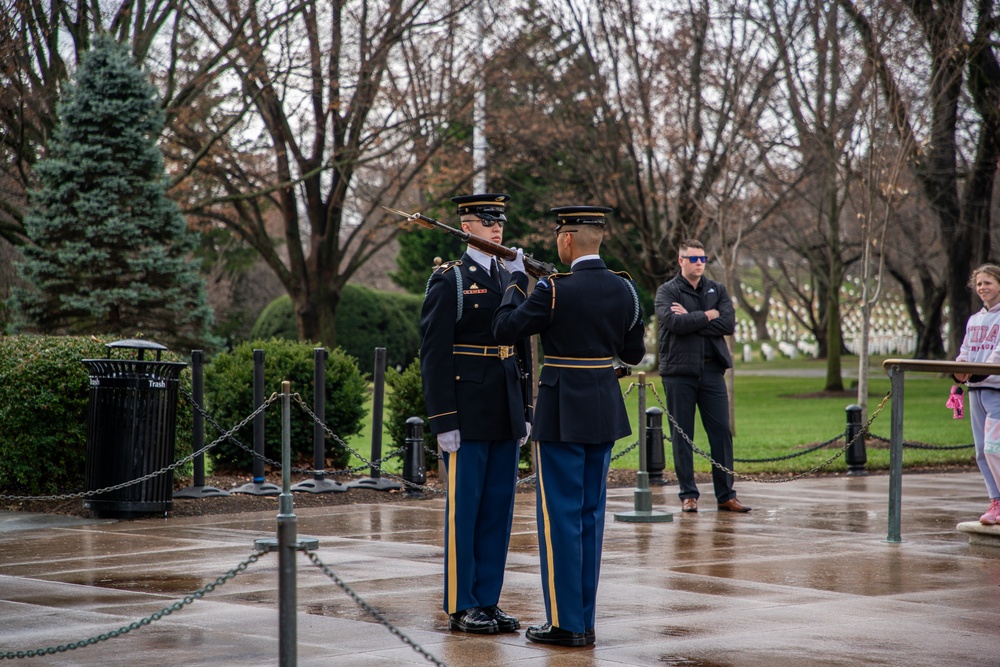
[718,498,751,512]
[681,498,698,513]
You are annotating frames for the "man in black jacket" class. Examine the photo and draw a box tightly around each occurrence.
[655,239,750,514]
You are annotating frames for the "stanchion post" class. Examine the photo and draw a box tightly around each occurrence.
[253,383,318,666]
[887,365,904,543]
[313,348,326,477]
[233,350,279,495]
[615,373,672,523]
[193,350,206,487]
[174,350,229,498]
[645,407,666,485]
[347,348,402,491]
[402,416,426,497]
[277,382,296,666]
[254,349,266,483]
[291,348,346,493]
[845,404,868,476]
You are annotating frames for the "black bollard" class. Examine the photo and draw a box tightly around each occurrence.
[174,350,229,498]
[291,348,347,493]
[402,416,427,497]
[845,404,868,476]
[232,350,280,495]
[645,407,667,485]
[347,348,402,491]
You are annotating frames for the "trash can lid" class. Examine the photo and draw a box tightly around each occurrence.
[106,339,168,352]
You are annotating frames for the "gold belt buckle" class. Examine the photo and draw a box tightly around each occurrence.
[498,345,513,360]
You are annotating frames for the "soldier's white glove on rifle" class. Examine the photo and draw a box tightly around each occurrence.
[507,248,526,275]
[438,429,461,453]
[519,422,532,447]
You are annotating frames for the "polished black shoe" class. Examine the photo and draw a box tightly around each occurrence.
[525,623,587,647]
[585,628,595,645]
[449,607,499,634]
[482,605,520,632]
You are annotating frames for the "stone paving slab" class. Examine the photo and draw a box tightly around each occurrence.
[1,472,999,666]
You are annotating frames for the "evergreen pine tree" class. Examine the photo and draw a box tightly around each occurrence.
[10,35,216,350]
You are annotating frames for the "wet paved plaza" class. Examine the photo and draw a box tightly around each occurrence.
[2,472,999,666]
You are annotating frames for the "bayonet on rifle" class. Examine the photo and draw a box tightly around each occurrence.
[383,206,557,279]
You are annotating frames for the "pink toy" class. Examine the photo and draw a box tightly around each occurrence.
[946,385,964,419]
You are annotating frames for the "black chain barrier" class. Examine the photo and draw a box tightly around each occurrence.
[0,394,280,502]
[292,395,446,496]
[646,382,895,483]
[304,551,447,667]
[0,551,264,660]
[180,388,406,477]
[866,432,975,450]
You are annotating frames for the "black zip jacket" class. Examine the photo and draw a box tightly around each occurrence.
[655,272,735,376]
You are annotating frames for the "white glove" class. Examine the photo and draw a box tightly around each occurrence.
[519,422,532,447]
[507,248,526,275]
[438,429,461,453]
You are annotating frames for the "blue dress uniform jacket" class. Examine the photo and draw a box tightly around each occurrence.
[492,257,645,635]
[419,251,532,617]
[492,258,645,443]
[420,253,532,439]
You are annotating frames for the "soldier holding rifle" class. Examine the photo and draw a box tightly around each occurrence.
[417,193,533,635]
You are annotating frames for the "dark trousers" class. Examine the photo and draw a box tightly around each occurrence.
[442,439,519,614]
[534,440,613,633]
[662,365,735,503]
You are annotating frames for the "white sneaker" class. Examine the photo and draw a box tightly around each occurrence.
[979,499,1000,525]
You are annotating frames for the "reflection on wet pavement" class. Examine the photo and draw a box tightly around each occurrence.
[1,472,999,666]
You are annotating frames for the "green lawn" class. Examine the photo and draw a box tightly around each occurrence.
[340,357,976,477]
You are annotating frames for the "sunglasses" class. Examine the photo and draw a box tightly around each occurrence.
[681,255,708,263]
[478,219,504,228]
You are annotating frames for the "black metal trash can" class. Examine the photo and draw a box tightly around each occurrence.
[82,340,187,518]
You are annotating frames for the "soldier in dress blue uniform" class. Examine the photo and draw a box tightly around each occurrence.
[419,193,533,635]
[492,205,645,647]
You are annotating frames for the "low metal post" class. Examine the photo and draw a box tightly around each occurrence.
[233,350,279,495]
[845,404,868,476]
[887,365,904,543]
[291,348,346,493]
[402,416,426,496]
[348,348,401,491]
[615,373,672,523]
[645,407,666,485]
[174,350,228,498]
[277,382,296,666]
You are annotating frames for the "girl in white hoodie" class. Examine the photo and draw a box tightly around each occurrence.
[955,264,1000,524]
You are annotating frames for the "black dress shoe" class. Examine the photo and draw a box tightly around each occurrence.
[585,628,595,645]
[525,623,587,647]
[482,605,520,632]
[449,607,499,634]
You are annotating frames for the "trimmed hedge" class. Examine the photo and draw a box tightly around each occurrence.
[249,285,423,370]
[0,335,193,496]
[203,338,367,471]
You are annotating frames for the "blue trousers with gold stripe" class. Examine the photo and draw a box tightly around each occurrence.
[442,439,519,614]
[534,440,613,633]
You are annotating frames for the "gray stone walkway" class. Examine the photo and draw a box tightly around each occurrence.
[1,472,999,666]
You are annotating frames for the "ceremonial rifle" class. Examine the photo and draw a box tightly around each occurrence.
[383,206,557,279]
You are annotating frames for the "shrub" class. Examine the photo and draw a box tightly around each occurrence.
[248,295,298,341]
[0,334,193,496]
[248,286,423,370]
[204,338,367,471]
[336,285,423,371]
[385,356,437,469]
